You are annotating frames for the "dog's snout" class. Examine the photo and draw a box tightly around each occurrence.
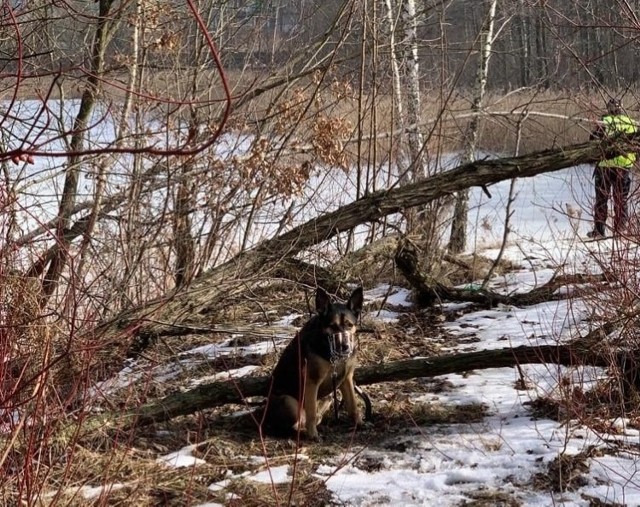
[332,331,354,355]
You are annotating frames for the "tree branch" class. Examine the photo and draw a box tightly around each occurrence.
[86,331,615,433]
[94,138,617,340]
[394,237,606,307]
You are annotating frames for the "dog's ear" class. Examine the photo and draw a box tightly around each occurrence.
[315,287,331,315]
[347,287,364,317]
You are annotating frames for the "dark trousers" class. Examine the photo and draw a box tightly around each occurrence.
[593,166,631,235]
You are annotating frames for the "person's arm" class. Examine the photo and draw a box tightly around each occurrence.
[590,124,605,140]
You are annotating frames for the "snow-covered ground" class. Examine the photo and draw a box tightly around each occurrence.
[143,259,640,506]
[78,165,640,506]
[17,108,634,505]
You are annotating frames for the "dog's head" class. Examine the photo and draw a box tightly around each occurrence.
[315,287,364,360]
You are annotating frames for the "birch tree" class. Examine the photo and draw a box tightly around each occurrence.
[448,0,499,253]
[400,0,424,182]
[380,0,423,188]
[380,0,405,169]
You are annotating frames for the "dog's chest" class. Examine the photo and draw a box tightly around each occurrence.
[314,356,356,398]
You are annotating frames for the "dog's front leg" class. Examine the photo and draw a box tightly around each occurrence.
[303,381,321,440]
[340,373,362,426]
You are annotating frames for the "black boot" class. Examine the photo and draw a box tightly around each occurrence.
[587,225,605,238]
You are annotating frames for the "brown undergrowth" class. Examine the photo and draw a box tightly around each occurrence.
[31,273,496,505]
[12,246,628,504]
[5,71,609,167]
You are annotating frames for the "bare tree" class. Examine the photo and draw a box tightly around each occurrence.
[400,0,424,181]
[448,0,499,253]
[37,0,117,300]
[4,0,640,502]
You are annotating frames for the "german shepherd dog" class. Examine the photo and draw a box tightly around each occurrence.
[262,287,364,440]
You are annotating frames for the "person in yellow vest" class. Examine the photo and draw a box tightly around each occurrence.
[587,98,638,238]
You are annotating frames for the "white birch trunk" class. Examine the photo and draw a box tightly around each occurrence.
[448,0,498,253]
[401,0,424,181]
[380,0,407,180]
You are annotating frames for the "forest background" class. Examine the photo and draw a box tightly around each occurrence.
[1,0,639,504]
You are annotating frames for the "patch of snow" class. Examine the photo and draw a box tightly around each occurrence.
[248,465,290,484]
[157,445,207,468]
[365,284,413,307]
[188,365,260,387]
[443,299,589,351]
[271,313,302,326]
[182,338,286,359]
[79,483,127,499]
[367,309,402,323]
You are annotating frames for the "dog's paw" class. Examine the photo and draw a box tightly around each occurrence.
[358,419,375,430]
[306,428,321,442]
[350,415,375,431]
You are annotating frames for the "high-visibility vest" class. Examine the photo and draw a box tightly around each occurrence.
[598,114,637,168]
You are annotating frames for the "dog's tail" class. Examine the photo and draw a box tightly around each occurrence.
[354,385,373,421]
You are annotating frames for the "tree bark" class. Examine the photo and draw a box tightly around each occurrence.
[94,137,626,342]
[400,0,424,181]
[395,237,606,307]
[449,0,499,253]
[380,0,407,180]
[39,0,116,300]
[90,331,615,433]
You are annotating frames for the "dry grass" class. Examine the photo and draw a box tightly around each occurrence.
[532,448,601,493]
[6,268,495,506]
[459,489,521,507]
[8,273,629,505]
[5,67,615,167]
[41,446,223,506]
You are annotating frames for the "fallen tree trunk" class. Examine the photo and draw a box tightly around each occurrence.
[395,237,606,307]
[96,138,615,342]
[95,330,615,433]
